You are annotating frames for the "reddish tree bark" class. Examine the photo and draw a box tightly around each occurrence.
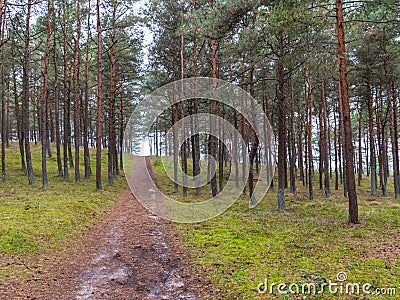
[336,0,358,223]
[83,0,91,179]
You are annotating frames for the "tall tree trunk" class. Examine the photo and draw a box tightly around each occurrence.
[67,87,73,168]
[277,30,286,211]
[328,110,333,179]
[377,86,388,196]
[41,0,51,188]
[233,107,239,188]
[5,78,9,149]
[23,0,34,185]
[96,0,103,190]
[334,99,339,190]
[357,101,363,187]
[297,97,304,186]
[365,129,369,176]
[209,1,218,197]
[248,131,259,205]
[377,108,386,195]
[62,3,69,181]
[289,73,297,195]
[172,74,179,193]
[49,101,54,144]
[392,82,400,198]
[180,32,188,198]
[73,0,81,182]
[321,79,330,197]
[1,0,6,182]
[240,60,247,194]
[12,53,26,174]
[108,0,117,185]
[218,105,224,192]
[261,73,269,178]
[305,66,313,200]
[318,99,323,190]
[83,0,91,179]
[248,52,259,205]
[336,0,358,223]
[383,27,400,198]
[46,103,52,159]
[119,82,124,171]
[248,50,257,202]
[191,37,201,195]
[33,84,38,145]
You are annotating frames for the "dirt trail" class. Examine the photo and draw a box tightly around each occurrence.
[72,189,202,300]
[1,158,207,300]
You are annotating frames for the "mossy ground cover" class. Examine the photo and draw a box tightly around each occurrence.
[0,143,126,280]
[151,157,400,299]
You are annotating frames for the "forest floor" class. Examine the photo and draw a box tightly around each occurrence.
[150,157,400,299]
[1,188,206,299]
[0,145,207,299]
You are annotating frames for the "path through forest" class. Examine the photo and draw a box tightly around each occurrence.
[72,189,203,300]
[2,158,206,299]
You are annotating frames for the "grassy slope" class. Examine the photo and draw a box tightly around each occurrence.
[0,143,126,280]
[151,157,400,300]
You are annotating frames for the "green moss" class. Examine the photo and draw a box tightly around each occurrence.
[0,143,126,279]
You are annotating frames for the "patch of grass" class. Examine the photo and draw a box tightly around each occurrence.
[151,157,400,299]
[0,143,126,279]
